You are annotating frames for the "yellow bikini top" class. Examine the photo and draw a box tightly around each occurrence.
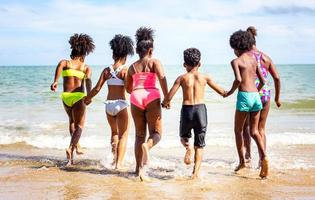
[62,60,86,79]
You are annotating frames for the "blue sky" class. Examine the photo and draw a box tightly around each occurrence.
[0,0,315,65]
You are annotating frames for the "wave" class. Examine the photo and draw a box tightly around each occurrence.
[1,131,315,150]
[282,98,315,110]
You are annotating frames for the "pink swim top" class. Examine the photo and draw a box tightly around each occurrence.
[132,72,157,90]
[130,61,160,110]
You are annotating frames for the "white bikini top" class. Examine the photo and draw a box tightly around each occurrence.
[107,65,125,86]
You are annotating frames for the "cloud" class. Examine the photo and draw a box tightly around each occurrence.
[262,6,315,15]
[0,0,315,64]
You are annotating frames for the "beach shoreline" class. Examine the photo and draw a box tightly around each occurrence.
[1,143,315,199]
[1,65,315,199]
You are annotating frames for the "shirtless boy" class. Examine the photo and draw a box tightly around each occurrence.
[162,48,225,179]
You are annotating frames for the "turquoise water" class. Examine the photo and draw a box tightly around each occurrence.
[0,64,315,105]
[0,64,314,152]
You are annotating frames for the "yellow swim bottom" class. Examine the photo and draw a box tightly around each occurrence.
[61,92,86,107]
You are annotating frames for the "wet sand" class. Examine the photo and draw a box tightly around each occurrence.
[1,143,315,199]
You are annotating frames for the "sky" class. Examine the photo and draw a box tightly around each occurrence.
[0,0,315,65]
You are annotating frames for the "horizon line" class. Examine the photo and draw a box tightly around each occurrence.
[1,63,315,67]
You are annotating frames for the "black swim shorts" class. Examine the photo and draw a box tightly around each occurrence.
[179,104,207,147]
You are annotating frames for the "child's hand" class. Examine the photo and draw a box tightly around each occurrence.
[223,90,230,98]
[275,99,281,108]
[84,97,92,105]
[50,82,58,92]
[161,100,170,109]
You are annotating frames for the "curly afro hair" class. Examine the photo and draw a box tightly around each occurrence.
[229,30,255,51]
[69,33,95,59]
[184,48,201,67]
[246,26,257,45]
[135,26,154,57]
[109,34,134,60]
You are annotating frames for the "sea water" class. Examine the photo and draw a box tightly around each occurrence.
[0,64,315,170]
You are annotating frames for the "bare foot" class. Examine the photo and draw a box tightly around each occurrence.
[115,163,126,170]
[190,173,198,180]
[66,160,73,166]
[234,162,246,172]
[115,165,128,172]
[66,148,71,159]
[245,158,252,168]
[259,158,269,179]
[142,143,149,166]
[76,143,84,155]
[139,167,150,182]
[184,147,192,165]
[66,148,73,166]
[110,158,117,169]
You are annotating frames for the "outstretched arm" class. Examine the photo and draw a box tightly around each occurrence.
[85,66,92,94]
[154,59,168,98]
[50,60,66,91]
[269,59,281,107]
[206,75,225,96]
[84,68,109,105]
[162,76,181,108]
[226,60,242,97]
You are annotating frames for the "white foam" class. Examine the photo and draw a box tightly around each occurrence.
[1,131,315,149]
[268,132,315,145]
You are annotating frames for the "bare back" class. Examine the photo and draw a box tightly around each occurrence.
[233,53,259,92]
[163,67,224,108]
[106,67,128,100]
[180,72,207,105]
[63,60,88,93]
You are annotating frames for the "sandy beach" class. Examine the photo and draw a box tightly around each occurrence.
[1,143,315,199]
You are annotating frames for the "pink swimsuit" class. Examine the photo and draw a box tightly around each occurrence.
[130,70,161,110]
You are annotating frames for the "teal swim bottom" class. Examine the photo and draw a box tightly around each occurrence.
[236,91,263,112]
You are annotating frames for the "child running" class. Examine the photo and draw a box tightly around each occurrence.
[50,33,95,166]
[84,34,134,169]
[242,26,281,166]
[225,30,268,178]
[162,48,226,179]
[125,27,168,181]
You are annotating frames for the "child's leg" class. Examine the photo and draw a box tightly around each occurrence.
[116,108,129,169]
[181,137,192,165]
[130,104,146,175]
[249,111,268,178]
[243,115,251,163]
[259,101,270,152]
[234,110,248,172]
[67,100,86,165]
[143,99,162,165]
[63,103,83,155]
[63,103,74,146]
[180,105,194,165]
[192,147,203,179]
[106,113,119,167]
[255,102,270,168]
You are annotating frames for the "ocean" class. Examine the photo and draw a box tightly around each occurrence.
[0,64,315,170]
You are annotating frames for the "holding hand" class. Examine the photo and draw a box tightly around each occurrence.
[275,99,281,108]
[84,97,92,105]
[161,99,170,109]
[223,90,232,98]
[50,82,58,92]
